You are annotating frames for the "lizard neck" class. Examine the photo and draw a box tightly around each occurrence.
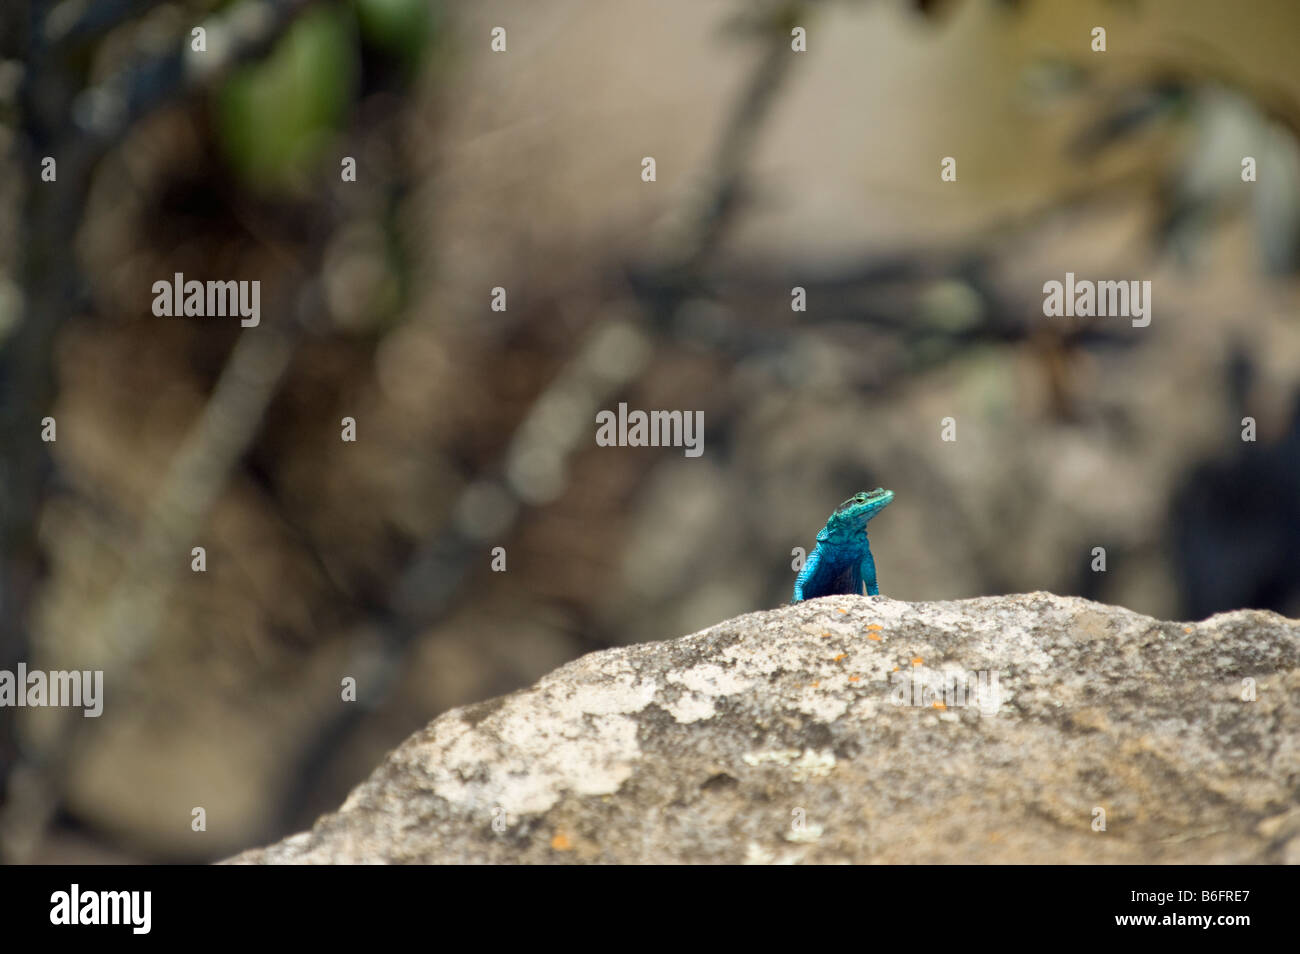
[817,525,869,547]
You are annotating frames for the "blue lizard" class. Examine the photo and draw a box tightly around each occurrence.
[792,489,895,602]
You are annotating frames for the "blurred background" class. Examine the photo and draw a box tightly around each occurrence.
[1,0,1298,863]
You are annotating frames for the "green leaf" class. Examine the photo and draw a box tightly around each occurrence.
[216,5,359,190]
[354,0,437,69]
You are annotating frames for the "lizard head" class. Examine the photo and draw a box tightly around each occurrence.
[820,488,894,543]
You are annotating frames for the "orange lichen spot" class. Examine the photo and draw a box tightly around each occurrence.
[892,666,900,672]
[1183,626,1192,633]
[866,624,883,632]
[867,633,882,641]
[821,631,832,638]
[911,656,924,666]
[551,833,573,851]
[932,701,947,710]
[833,653,847,662]
[808,681,820,688]
[848,675,861,683]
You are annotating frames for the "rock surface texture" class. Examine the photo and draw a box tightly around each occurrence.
[228,594,1300,863]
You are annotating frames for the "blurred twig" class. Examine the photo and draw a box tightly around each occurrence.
[0,0,321,864]
[271,2,813,833]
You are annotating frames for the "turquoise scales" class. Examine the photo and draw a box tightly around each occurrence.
[792,489,895,601]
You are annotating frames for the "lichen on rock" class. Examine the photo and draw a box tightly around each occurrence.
[227,593,1300,864]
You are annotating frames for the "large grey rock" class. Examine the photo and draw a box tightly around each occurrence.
[227,593,1300,863]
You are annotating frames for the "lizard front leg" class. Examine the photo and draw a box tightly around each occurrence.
[792,546,823,603]
[859,546,879,596]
